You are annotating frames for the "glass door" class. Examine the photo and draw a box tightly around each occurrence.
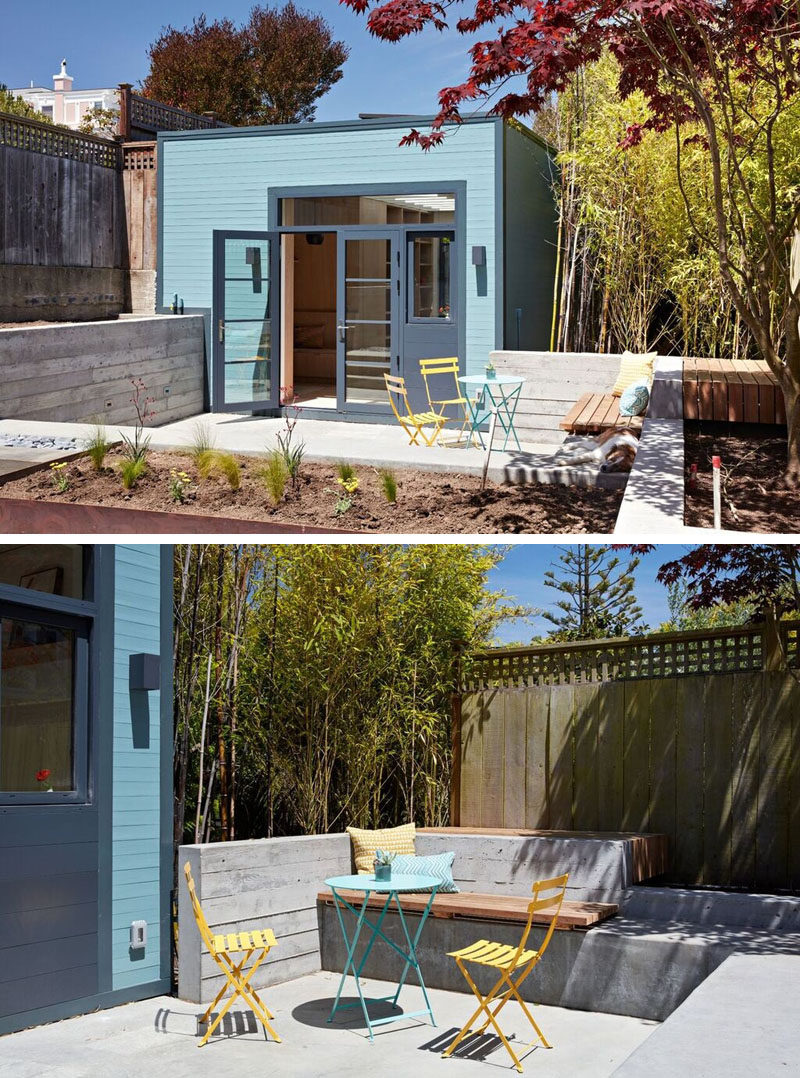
[213,231,280,412]
[337,231,399,412]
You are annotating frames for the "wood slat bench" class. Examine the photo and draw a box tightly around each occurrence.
[683,358,785,424]
[317,889,618,931]
[560,392,644,435]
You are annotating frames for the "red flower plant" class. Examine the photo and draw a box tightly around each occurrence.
[36,769,51,783]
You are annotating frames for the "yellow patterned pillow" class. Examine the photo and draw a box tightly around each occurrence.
[347,823,416,874]
[611,351,656,396]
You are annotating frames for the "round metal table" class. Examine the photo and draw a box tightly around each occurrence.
[324,872,440,1040]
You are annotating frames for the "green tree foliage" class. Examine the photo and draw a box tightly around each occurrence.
[142,3,348,126]
[658,580,755,632]
[173,544,524,860]
[553,55,749,359]
[541,545,644,640]
[0,84,51,122]
[77,105,119,137]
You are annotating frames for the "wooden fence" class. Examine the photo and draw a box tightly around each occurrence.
[118,84,230,139]
[455,622,800,890]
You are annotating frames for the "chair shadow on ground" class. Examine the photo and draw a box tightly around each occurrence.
[153,1005,266,1042]
[419,1027,539,1070]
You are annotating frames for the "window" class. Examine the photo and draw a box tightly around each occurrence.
[1,617,76,792]
[0,544,87,599]
[41,105,53,119]
[411,234,452,320]
[0,545,91,802]
[281,192,455,227]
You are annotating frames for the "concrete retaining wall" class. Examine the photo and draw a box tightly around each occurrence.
[178,834,350,1005]
[319,886,800,1022]
[0,265,126,323]
[0,314,205,424]
[490,349,621,445]
[416,832,640,903]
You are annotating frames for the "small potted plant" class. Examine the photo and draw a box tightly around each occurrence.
[373,849,395,882]
[485,360,496,380]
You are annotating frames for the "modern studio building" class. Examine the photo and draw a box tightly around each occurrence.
[0,544,172,1035]
[157,114,558,418]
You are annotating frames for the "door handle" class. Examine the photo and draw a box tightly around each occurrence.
[218,319,225,343]
[337,323,348,343]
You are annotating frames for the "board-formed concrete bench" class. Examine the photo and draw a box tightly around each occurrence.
[560,392,644,434]
[317,888,619,930]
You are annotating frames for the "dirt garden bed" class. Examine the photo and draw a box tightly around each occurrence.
[0,447,623,534]
[684,422,800,531]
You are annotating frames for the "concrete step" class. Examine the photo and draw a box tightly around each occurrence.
[621,886,800,931]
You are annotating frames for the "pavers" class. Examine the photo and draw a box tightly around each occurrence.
[0,971,656,1078]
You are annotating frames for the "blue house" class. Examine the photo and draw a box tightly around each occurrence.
[157,115,557,419]
[0,544,172,1035]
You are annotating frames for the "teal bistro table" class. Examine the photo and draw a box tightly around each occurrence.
[325,873,440,1041]
[459,374,525,451]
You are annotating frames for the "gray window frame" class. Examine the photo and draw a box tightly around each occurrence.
[0,547,97,806]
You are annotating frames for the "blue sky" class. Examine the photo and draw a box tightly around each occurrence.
[1,1,484,121]
[488,545,688,644]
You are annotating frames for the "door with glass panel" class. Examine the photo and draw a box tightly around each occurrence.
[403,231,458,414]
[337,231,399,412]
[213,231,280,412]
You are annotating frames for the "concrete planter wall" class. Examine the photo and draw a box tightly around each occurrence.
[0,314,205,425]
[489,349,622,445]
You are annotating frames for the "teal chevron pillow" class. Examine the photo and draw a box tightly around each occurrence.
[392,851,459,893]
[619,381,650,417]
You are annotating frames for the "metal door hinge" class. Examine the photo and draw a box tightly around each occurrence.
[218,319,225,343]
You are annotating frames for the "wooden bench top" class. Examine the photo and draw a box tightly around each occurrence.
[317,889,618,931]
[560,392,644,434]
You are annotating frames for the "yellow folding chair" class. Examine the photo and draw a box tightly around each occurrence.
[184,861,281,1047]
[384,373,447,446]
[442,873,569,1073]
[419,357,475,446]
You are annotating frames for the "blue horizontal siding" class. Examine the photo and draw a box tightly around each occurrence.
[160,120,499,378]
[112,546,163,992]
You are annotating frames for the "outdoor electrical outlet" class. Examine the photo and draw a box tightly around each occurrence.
[163,386,171,396]
[104,400,113,409]
[130,920,147,950]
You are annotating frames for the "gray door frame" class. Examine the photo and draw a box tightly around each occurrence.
[267,182,467,421]
[212,229,281,414]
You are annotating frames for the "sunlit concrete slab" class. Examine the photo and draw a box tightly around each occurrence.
[0,971,656,1078]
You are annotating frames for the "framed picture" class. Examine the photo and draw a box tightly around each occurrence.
[19,566,64,595]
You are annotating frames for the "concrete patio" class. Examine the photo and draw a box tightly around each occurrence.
[0,971,656,1078]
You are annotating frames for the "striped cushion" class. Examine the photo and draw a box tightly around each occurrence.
[611,351,656,396]
[392,852,459,893]
[347,823,416,874]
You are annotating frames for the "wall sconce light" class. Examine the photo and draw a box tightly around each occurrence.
[471,246,486,266]
[129,653,161,691]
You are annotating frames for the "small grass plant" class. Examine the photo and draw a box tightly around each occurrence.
[214,452,241,492]
[49,461,69,493]
[120,458,147,491]
[83,421,112,471]
[260,450,289,505]
[379,468,398,504]
[189,418,216,464]
[336,461,356,483]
